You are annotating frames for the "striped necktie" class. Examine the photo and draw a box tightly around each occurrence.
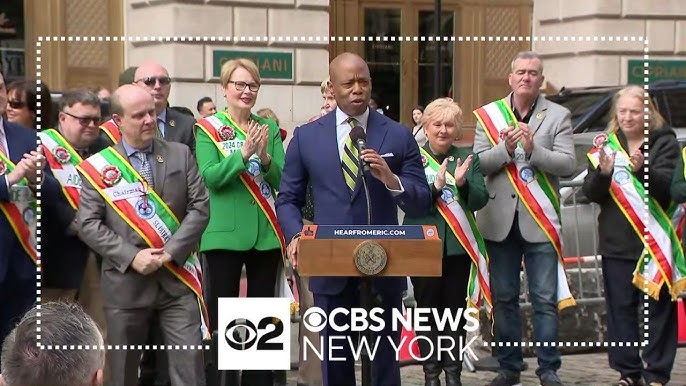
[341,117,360,194]
[156,118,164,139]
[135,151,154,189]
[0,129,7,157]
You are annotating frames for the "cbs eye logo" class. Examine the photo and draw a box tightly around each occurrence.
[224,317,284,351]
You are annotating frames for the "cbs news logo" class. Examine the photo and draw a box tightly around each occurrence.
[217,298,291,370]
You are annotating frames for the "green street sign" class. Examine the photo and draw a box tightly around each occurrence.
[213,50,293,80]
[628,59,686,84]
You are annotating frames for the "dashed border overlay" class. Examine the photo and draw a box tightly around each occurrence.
[34,35,649,351]
[642,39,651,348]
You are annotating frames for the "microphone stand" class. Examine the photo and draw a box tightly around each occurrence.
[359,157,373,386]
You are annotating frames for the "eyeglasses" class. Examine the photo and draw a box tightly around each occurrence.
[8,100,27,109]
[135,76,172,87]
[62,111,101,126]
[228,81,260,92]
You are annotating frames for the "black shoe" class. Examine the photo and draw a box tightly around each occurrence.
[486,371,521,386]
[613,378,646,386]
[539,371,565,386]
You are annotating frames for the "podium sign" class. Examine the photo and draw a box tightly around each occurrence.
[298,225,442,277]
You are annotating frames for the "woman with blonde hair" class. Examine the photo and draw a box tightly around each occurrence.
[583,85,679,386]
[403,98,489,386]
[195,58,285,386]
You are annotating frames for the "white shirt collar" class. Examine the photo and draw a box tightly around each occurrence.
[335,107,370,130]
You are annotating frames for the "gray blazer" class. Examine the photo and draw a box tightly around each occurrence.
[165,107,196,153]
[473,93,575,243]
[77,138,209,309]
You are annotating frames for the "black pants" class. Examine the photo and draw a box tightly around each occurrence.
[411,255,472,363]
[602,256,677,384]
[205,248,281,386]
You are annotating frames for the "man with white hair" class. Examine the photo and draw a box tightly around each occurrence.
[0,302,106,386]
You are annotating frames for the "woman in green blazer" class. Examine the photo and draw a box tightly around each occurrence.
[404,98,489,386]
[195,58,285,386]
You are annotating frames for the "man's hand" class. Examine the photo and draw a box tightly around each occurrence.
[453,155,473,187]
[518,122,534,156]
[287,236,300,269]
[22,150,46,186]
[598,149,616,176]
[131,248,165,275]
[503,125,523,155]
[360,149,400,189]
[5,158,30,186]
[158,250,173,264]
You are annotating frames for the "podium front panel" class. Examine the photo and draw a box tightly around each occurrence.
[297,225,442,277]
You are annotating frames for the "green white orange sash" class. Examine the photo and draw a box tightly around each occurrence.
[100,119,121,143]
[0,153,38,264]
[587,132,686,300]
[195,112,296,313]
[419,148,492,314]
[473,98,576,310]
[76,148,210,338]
[39,129,83,209]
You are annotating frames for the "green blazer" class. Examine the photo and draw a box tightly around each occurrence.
[403,144,489,257]
[195,112,285,252]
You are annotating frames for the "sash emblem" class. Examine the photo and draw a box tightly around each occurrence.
[248,159,261,176]
[593,133,608,149]
[54,146,71,164]
[519,167,535,184]
[421,154,427,167]
[219,126,236,141]
[613,170,631,185]
[101,165,122,187]
[0,160,6,175]
[440,187,455,204]
[135,197,156,219]
[260,182,271,199]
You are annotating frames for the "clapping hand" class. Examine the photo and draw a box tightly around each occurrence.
[629,148,644,172]
[453,154,473,187]
[241,120,263,162]
[598,149,616,176]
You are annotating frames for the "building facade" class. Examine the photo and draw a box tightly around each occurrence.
[4,0,685,132]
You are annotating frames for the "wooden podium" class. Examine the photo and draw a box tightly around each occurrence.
[297,224,443,386]
[297,224,443,277]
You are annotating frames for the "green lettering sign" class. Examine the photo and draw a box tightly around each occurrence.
[213,50,293,80]
[628,59,686,84]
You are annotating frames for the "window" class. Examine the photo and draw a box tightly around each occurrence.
[0,0,25,81]
[364,8,401,122]
[417,11,454,107]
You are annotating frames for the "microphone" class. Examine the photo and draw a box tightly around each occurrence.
[349,126,370,173]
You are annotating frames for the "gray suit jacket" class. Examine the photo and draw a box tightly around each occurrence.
[473,93,575,243]
[165,107,196,153]
[77,139,209,309]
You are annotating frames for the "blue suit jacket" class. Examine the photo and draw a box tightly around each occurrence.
[276,109,431,296]
[0,120,39,283]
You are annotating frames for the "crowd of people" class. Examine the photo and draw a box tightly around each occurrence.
[0,49,684,386]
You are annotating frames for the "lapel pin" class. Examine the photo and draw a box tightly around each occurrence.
[535,112,545,120]
[168,119,176,127]
[448,155,455,162]
[156,155,164,163]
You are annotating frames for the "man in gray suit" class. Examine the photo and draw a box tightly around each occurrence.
[77,85,209,386]
[134,60,196,153]
[473,51,575,386]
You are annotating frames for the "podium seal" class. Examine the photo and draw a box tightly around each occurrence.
[354,240,388,276]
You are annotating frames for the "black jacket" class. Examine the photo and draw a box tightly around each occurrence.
[582,125,680,260]
[41,134,110,289]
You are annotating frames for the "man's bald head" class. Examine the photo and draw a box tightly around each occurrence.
[133,60,171,114]
[327,52,372,117]
[110,85,157,149]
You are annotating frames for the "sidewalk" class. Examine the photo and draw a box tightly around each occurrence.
[287,347,686,385]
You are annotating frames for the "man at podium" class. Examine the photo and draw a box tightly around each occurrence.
[276,52,432,386]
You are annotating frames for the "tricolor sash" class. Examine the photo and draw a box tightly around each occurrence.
[100,119,121,143]
[473,99,576,310]
[419,148,493,315]
[39,129,83,209]
[195,112,297,313]
[0,153,38,264]
[598,137,686,300]
[76,148,210,338]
